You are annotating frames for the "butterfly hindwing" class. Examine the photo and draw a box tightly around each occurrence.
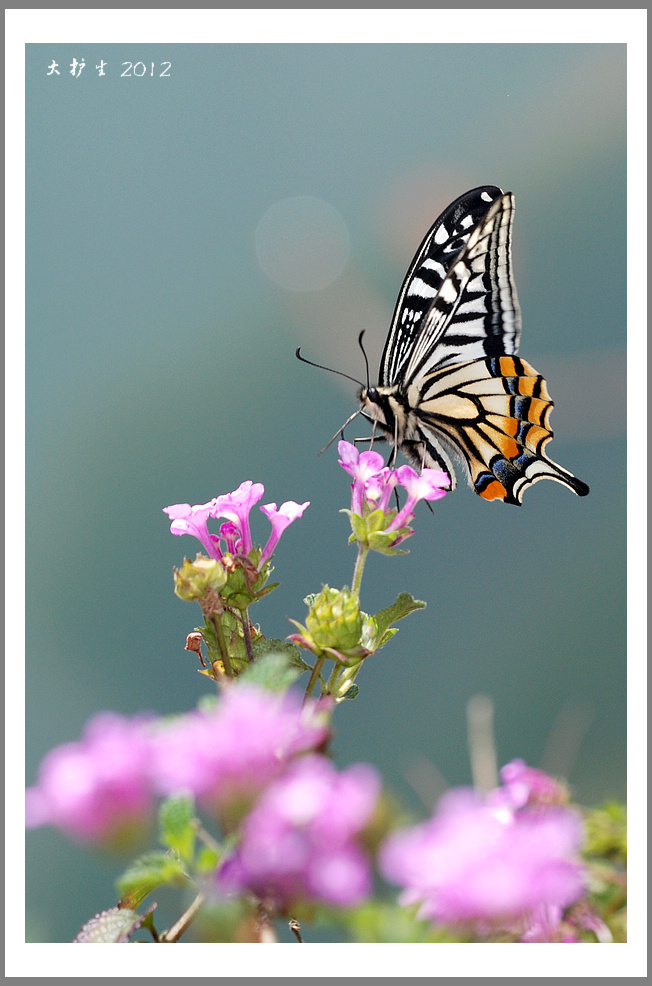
[407,356,589,504]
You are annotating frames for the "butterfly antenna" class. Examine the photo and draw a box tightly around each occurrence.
[295,348,364,389]
[357,330,371,390]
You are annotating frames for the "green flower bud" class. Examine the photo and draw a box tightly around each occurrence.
[305,585,363,654]
[173,556,228,601]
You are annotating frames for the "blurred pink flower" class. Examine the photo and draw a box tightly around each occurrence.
[25,713,154,845]
[380,765,586,935]
[151,686,328,810]
[218,755,381,909]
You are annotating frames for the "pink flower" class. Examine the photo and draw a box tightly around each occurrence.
[25,713,154,845]
[259,500,310,566]
[164,483,308,567]
[218,520,242,555]
[337,441,389,515]
[337,442,449,547]
[497,758,569,809]
[211,480,265,555]
[218,756,381,908]
[380,766,586,934]
[163,500,222,559]
[388,466,449,531]
[150,686,329,810]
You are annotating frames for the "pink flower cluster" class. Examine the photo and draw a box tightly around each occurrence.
[151,687,329,809]
[380,759,586,940]
[337,440,449,542]
[25,713,155,845]
[218,756,381,909]
[25,686,328,845]
[163,480,309,566]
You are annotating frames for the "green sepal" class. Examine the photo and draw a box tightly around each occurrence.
[367,530,411,555]
[173,555,227,601]
[220,564,258,611]
[158,793,196,863]
[340,683,360,700]
[375,626,399,649]
[116,850,188,910]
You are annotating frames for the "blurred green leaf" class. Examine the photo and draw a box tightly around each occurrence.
[241,642,305,691]
[116,851,187,909]
[159,794,196,863]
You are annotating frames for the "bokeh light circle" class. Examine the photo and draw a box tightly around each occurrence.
[255,195,350,292]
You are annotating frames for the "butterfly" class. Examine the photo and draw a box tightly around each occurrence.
[350,185,590,505]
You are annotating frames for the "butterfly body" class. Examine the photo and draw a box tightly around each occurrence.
[359,186,589,505]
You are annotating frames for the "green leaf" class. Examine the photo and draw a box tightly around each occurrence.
[583,801,627,862]
[73,905,155,943]
[116,851,187,909]
[159,794,196,863]
[195,845,220,875]
[373,592,426,640]
[376,626,399,649]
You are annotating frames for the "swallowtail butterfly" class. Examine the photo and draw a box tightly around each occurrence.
[350,185,589,505]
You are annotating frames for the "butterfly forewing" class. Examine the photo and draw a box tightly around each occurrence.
[400,191,522,384]
[380,186,520,387]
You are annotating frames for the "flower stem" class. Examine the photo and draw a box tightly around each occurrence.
[159,892,205,943]
[241,609,253,662]
[329,661,362,700]
[210,615,234,678]
[351,543,369,596]
[303,654,326,704]
[326,662,341,694]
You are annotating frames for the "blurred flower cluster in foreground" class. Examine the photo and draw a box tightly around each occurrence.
[26,445,626,943]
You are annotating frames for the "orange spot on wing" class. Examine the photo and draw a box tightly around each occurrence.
[526,398,550,426]
[498,356,517,376]
[479,480,507,501]
[498,435,519,459]
[515,358,539,377]
[517,377,538,397]
[525,424,551,451]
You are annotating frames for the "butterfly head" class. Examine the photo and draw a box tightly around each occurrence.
[358,384,406,442]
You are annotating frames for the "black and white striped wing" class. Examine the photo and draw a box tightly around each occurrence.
[380,187,521,388]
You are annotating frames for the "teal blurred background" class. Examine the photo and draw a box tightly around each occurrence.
[25,43,626,942]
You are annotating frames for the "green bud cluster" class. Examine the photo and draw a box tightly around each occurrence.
[289,585,369,665]
[173,556,228,601]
